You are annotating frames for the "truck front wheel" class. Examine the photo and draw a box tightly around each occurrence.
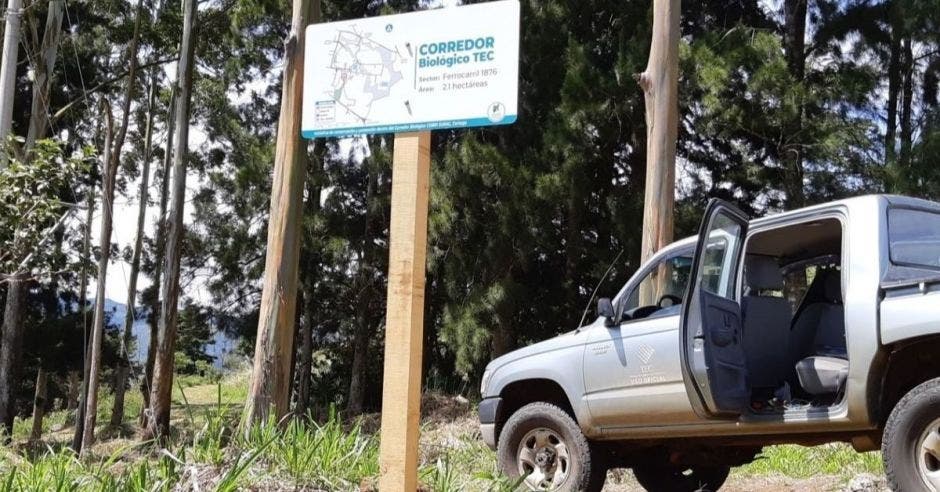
[497,402,606,491]
[883,377,940,491]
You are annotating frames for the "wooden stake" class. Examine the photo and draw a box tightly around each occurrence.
[378,131,432,492]
[636,0,679,266]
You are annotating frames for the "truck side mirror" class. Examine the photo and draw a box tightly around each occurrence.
[597,298,615,326]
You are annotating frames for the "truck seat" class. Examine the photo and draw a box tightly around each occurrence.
[742,255,792,389]
[795,356,848,395]
[793,271,848,395]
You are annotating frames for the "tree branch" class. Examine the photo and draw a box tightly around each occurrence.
[50,55,178,125]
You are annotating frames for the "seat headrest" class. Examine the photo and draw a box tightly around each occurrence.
[745,255,784,291]
[823,270,842,303]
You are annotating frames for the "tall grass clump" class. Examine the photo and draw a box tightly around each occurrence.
[263,410,379,489]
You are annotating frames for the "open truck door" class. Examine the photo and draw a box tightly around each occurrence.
[680,199,750,418]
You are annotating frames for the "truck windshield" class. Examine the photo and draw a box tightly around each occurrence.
[888,208,940,269]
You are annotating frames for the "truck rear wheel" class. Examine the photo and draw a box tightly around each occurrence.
[497,402,605,491]
[883,377,940,491]
[631,464,729,492]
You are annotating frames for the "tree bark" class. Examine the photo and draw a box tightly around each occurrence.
[898,35,914,189]
[295,142,324,415]
[347,161,376,416]
[885,23,901,175]
[65,370,79,412]
[243,0,316,427]
[0,0,23,155]
[0,275,24,434]
[70,183,96,448]
[636,0,679,268]
[112,66,156,428]
[80,100,115,452]
[29,366,47,441]
[296,287,314,413]
[141,83,177,426]
[145,0,196,441]
[25,0,64,150]
[782,0,807,208]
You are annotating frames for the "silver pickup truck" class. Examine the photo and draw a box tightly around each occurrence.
[479,195,940,491]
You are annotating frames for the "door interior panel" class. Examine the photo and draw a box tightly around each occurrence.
[700,289,749,412]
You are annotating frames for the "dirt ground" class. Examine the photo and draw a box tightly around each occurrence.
[602,472,887,491]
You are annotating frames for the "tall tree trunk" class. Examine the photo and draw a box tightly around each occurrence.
[0,276,24,434]
[29,366,47,441]
[885,24,902,176]
[296,286,314,413]
[898,35,914,191]
[782,0,807,208]
[79,100,115,452]
[66,371,79,412]
[112,67,156,428]
[295,145,323,415]
[146,0,196,440]
[347,161,376,416]
[243,0,317,427]
[0,0,23,154]
[70,183,96,447]
[79,0,144,447]
[141,84,177,426]
[0,0,66,436]
[564,180,582,326]
[636,0,679,268]
[25,0,64,150]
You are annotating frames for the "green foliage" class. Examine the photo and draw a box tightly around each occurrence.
[738,444,883,478]
[0,139,90,276]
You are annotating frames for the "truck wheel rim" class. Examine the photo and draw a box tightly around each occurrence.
[517,427,570,490]
[918,416,940,491]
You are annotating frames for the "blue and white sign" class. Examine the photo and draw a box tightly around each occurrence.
[302,0,520,138]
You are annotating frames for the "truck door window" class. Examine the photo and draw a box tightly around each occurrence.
[888,208,940,269]
[623,253,693,313]
[700,215,741,300]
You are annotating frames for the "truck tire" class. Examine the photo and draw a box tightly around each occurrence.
[497,402,606,491]
[632,464,729,492]
[883,377,940,491]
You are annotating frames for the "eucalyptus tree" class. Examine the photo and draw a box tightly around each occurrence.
[146,0,197,441]
[0,0,68,435]
[77,0,147,450]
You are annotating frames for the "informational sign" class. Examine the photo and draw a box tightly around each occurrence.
[301,0,520,138]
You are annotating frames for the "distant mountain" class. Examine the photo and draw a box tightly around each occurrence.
[102,299,237,369]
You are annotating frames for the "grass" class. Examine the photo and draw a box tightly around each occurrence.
[737,443,883,478]
[0,371,885,491]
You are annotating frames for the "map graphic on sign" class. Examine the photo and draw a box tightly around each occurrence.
[318,27,407,125]
[302,0,520,138]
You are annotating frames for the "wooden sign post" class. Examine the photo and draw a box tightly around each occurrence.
[301,4,519,490]
[377,131,432,491]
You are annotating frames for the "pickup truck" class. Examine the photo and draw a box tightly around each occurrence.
[478,195,940,491]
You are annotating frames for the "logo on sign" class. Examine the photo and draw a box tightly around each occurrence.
[488,102,505,123]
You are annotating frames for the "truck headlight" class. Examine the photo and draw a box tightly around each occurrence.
[480,369,492,395]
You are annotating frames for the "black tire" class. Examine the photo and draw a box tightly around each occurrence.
[883,377,940,492]
[632,464,730,492]
[497,402,606,491]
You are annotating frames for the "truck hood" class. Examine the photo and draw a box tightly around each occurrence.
[484,320,598,373]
